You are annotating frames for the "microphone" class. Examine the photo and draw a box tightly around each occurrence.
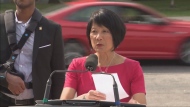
[85,54,98,71]
[42,54,98,104]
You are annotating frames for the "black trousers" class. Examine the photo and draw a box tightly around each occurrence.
[0,92,35,107]
[0,95,15,107]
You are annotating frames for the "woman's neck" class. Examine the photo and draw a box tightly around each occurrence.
[96,52,116,67]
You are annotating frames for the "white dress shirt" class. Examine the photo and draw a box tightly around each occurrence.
[3,11,34,100]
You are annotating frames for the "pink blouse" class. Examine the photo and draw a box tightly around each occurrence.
[64,57,146,102]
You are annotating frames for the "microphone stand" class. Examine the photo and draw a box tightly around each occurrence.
[110,74,121,107]
[42,70,89,104]
[42,54,98,104]
[42,70,57,104]
[99,72,121,107]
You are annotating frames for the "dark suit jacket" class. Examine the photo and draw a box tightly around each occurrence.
[0,10,65,100]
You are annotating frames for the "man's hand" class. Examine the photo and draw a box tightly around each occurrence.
[6,72,25,95]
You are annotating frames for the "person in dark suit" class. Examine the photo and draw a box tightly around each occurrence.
[0,0,65,106]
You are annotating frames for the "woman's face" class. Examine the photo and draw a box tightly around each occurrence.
[90,22,114,53]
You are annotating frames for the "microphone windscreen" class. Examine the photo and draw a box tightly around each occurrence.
[85,54,98,71]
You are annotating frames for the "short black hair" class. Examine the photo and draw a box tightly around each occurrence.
[86,8,126,50]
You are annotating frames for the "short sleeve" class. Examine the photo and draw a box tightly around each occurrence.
[64,59,78,90]
[131,61,146,95]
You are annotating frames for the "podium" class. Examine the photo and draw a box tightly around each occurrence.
[10,100,146,107]
[34,99,146,107]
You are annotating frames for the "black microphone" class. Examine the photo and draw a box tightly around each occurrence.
[85,54,98,71]
[42,54,98,104]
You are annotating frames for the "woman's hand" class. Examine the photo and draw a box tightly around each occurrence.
[128,99,140,104]
[83,90,106,100]
[129,93,146,104]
